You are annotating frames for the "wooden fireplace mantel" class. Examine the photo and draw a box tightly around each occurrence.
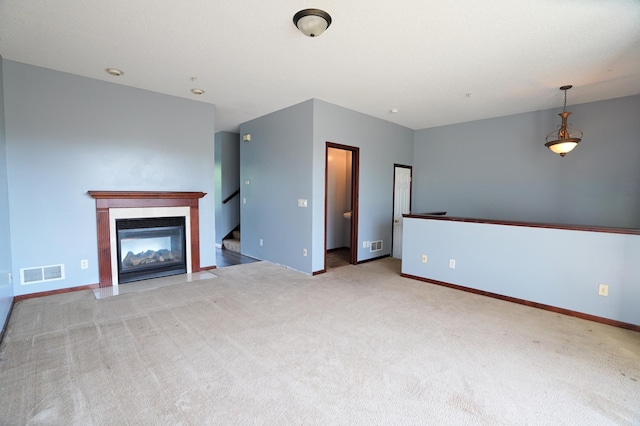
[88,191,207,288]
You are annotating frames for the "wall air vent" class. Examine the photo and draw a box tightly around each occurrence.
[20,264,65,285]
[370,240,383,252]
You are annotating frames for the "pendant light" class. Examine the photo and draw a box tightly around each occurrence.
[545,85,583,157]
[293,9,332,37]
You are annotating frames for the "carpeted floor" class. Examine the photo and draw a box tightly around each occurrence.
[1,258,639,425]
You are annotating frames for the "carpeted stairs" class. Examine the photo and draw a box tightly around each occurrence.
[222,229,240,253]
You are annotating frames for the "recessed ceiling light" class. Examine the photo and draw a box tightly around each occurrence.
[105,68,124,77]
[191,88,205,95]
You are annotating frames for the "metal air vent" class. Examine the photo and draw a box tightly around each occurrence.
[370,240,383,252]
[20,264,65,285]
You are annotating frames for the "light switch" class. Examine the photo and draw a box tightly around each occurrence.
[297,199,308,207]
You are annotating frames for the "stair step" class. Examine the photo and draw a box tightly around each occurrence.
[232,230,240,240]
[223,238,241,253]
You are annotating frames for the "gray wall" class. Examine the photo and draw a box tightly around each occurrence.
[0,57,14,329]
[413,95,640,228]
[240,99,414,273]
[402,217,640,326]
[214,131,240,245]
[312,100,414,270]
[3,60,216,296]
[239,100,314,272]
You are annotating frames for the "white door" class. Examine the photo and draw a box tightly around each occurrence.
[392,166,412,259]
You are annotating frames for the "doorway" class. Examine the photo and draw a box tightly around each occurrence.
[325,142,359,270]
[392,164,412,259]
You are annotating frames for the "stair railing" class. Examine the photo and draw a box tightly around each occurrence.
[222,188,240,205]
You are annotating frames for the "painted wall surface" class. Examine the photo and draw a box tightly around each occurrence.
[214,131,240,245]
[326,148,349,250]
[312,99,414,271]
[0,57,14,328]
[402,217,640,326]
[3,61,216,296]
[413,95,640,228]
[239,100,314,273]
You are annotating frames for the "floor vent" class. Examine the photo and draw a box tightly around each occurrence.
[370,240,383,252]
[20,264,65,285]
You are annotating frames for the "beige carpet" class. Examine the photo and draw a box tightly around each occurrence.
[1,258,639,425]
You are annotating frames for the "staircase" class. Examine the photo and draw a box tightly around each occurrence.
[222,229,241,253]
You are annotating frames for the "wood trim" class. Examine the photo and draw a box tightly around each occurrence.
[325,142,360,269]
[312,269,326,275]
[401,273,640,333]
[88,191,206,200]
[189,204,201,274]
[14,284,99,302]
[403,214,640,236]
[351,149,360,265]
[88,191,207,287]
[0,298,15,346]
[96,208,112,287]
[200,265,217,271]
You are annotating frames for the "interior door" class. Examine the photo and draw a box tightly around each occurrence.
[392,165,412,259]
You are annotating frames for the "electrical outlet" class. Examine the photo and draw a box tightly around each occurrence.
[297,199,308,207]
[80,259,88,269]
[259,239,263,246]
[303,248,307,257]
[243,197,247,204]
[8,273,12,284]
[598,284,608,296]
[449,259,456,269]
[421,254,428,263]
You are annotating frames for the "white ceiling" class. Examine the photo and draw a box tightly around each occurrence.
[1,1,639,132]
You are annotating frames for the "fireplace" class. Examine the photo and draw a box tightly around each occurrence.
[88,191,207,288]
[116,216,187,284]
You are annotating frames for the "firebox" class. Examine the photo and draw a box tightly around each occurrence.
[116,216,187,284]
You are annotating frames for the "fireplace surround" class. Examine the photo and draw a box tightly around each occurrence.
[88,191,206,288]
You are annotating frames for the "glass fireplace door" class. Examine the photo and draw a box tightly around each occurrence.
[116,217,187,284]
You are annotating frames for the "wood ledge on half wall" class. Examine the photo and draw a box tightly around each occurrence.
[404,213,640,236]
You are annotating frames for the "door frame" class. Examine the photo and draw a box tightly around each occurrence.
[392,164,412,258]
[324,142,360,270]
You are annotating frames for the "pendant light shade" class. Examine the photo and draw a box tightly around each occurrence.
[293,9,332,37]
[545,85,583,157]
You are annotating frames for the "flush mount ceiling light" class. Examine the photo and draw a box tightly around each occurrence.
[545,85,583,157]
[105,68,124,76]
[293,9,332,37]
[191,88,205,95]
